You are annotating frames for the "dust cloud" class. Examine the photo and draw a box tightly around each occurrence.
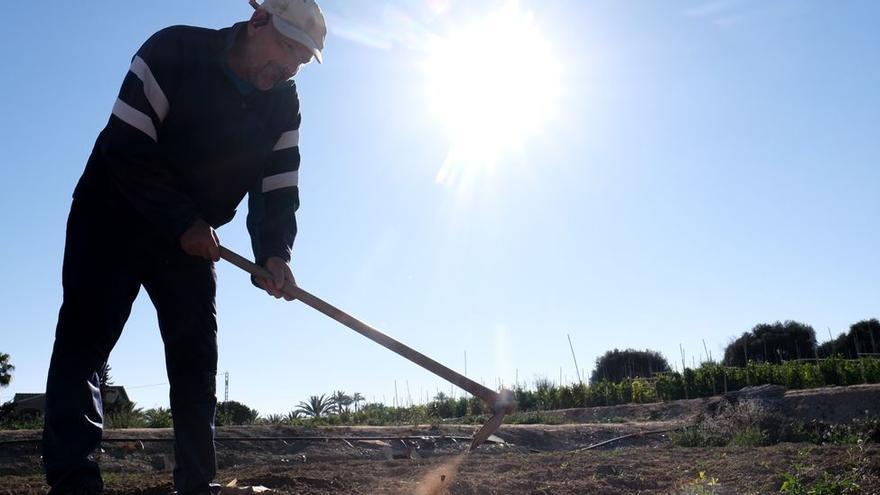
[411,452,467,495]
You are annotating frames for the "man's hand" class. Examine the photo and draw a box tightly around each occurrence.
[255,256,296,300]
[180,218,220,261]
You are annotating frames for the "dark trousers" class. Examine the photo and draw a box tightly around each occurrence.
[43,195,218,495]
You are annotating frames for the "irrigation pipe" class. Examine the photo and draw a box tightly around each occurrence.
[569,428,675,453]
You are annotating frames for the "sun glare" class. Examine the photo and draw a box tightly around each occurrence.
[423,2,563,188]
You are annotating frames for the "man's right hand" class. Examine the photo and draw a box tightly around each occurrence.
[180,218,220,261]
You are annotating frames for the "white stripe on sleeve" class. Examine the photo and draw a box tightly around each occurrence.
[272,130,299,151]
[262,171,299,192]
[112,98,158,141]
[129,56,170,121]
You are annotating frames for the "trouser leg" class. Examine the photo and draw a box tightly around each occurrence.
[144,254,218,495]
[43,198,141,494]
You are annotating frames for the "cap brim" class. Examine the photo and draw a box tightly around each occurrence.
[271,15,323,63]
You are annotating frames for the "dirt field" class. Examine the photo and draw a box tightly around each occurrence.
[2,385,879,494]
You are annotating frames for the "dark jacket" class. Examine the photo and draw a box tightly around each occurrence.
[74,23,300,264]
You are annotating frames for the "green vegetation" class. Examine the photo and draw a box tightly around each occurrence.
[294,394,334,419]
[216,400,260,425]
[729,425,767,447]
[1,315,879,430]
[779,445,869,494]
[785,417,880,446]
[503,410,565,425]
[818,318,880,360]
[143,406,173,428]
[670,399,878,450]
[0,352,13,388]
[2,357,880,429]
[651,357,880,402]
[680,471,721,495]
[723,320,818,367]
[496,357,879,411]
[670,400,771,448]
[105,401,144,429]
[590,348,671,383]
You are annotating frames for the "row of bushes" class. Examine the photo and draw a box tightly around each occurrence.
[509,357,880,410]
[3,357,877,429]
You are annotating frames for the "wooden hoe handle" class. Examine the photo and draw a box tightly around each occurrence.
[218,246,508,417]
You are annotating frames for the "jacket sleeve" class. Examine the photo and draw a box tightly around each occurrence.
[98,28,199,240]
[246,104,301,266]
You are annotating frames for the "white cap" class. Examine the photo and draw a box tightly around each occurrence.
[258,0,327,63]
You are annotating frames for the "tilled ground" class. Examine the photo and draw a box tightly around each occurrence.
[3,385,880,494]
[1,424,878,494]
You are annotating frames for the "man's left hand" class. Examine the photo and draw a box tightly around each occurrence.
[255,257,296,300]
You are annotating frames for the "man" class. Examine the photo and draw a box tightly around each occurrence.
[42,1,327,494]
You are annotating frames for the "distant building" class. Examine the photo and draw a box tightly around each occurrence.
[11,386,131,417]
[102,386,131,410]
[11,393,45,418]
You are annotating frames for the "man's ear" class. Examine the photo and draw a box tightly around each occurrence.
[250,8,272,29]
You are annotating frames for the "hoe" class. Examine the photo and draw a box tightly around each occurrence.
[219,246,517,449]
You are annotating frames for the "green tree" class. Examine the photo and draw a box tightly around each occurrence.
[589,349,671,384]
[818,319,880,358]
[97,362,125,414]
[351,392,365,413]
[295,394,333,418]
[427,395,455,419]
[0,353,14,388]
[216,400,259,425]
[330,390,352,414]
[723,321,817,367]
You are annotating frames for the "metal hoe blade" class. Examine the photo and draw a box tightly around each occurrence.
[219,246,517,449]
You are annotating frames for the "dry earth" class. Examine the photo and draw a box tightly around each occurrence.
[2,384,879,494]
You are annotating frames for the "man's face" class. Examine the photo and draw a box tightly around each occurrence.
[245,12,314,90]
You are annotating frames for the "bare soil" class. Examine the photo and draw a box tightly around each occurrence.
[2,384,879,494]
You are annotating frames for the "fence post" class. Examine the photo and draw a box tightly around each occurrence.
[680,344,688,400]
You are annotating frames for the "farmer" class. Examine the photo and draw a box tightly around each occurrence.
[41,1,326,493]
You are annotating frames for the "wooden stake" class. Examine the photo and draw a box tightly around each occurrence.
[568,334,583,384]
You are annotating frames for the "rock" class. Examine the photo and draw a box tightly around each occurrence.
[723,385,786,406]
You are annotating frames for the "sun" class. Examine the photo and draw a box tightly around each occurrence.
[422,1,563,188]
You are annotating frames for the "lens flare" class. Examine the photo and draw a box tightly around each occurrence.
[423,1,563,188]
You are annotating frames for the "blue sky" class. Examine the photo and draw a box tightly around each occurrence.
[1,0,878,414]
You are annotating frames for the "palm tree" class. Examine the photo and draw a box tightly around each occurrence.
[98,362,113,387]
[285,410,303,423]
[262,413,285,425]
[295,394,333,418]
[330,390,352,414]
[0,353,14,388]
[351,392,365,413]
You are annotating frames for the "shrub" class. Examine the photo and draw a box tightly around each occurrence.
[216,400,259,426]
[672,400,773,447]
[729,425,767,447]
[143,407,172,428]
[590,348,671,384]
[105,402,145,429]
[723,321,817,367]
